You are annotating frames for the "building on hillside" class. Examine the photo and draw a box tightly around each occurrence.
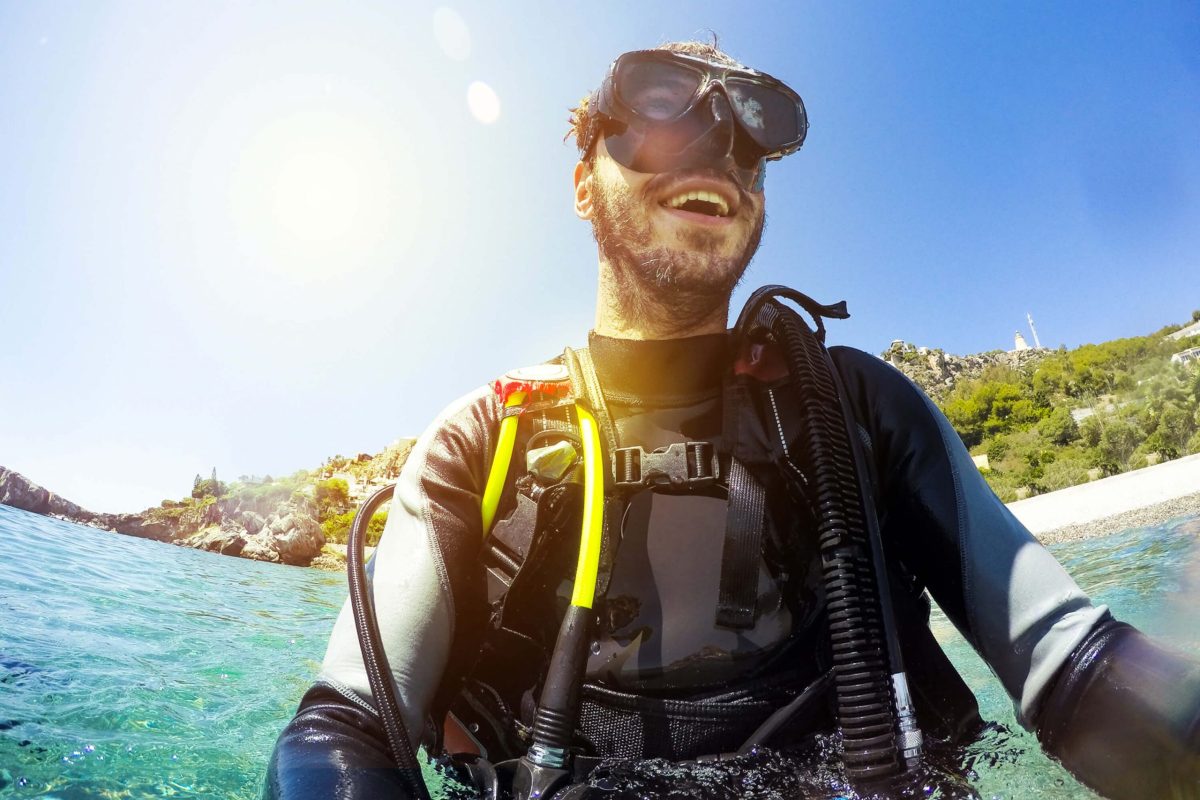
[1171,346,1200,366]
[1014,331,1030,351]
[1167,319,1200,342]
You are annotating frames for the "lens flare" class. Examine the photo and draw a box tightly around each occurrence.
[467,81,501,125]
[432,7,471,61]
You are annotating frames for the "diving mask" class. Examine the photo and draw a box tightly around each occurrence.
[586,49,809,191]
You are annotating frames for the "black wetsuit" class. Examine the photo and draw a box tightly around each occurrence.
[265,333,1200,800]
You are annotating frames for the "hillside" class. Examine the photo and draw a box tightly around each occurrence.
[0,438,415,570]
[5,312,1198,565]
[885,315,1200,502]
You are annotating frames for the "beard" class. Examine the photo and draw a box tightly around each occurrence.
[590,168,764,334]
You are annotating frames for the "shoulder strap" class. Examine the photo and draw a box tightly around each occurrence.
[562,346,619,457]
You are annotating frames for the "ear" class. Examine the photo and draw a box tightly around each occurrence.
[573,160,594,221]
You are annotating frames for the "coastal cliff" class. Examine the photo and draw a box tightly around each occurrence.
[0,466,175,542]
[0,437,414,569]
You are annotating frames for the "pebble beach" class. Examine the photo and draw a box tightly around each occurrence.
[1006,453,1200,544]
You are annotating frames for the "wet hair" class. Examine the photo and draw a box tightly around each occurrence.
[566,37,742,159]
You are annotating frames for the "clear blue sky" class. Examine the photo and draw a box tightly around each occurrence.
[2,2,1197,512]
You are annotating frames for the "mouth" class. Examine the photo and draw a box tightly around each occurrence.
[654,176,740,221]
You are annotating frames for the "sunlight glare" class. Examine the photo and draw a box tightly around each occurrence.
[228,110,416,276]
[271,149,360,244]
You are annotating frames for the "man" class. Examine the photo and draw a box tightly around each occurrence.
[266,41,1200,799]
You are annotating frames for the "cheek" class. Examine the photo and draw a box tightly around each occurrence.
[747,196,765,221]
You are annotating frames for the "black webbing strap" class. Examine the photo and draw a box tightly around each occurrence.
[716,457,767,629]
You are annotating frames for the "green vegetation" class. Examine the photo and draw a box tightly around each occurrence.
[156,445,413,550]
[147,494,217,535]
[320,509,388,547]
[192,467,226,499]
[314,478,351,516]
[931,325,1200,502]
[312,476,390,544]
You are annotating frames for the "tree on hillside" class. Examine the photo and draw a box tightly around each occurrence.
[192,476,226,498]
[1037,406,1080,446]
[1192,309,1200,323]
[314,478,351,518]
[1098,418,1140,471]
[942,368,1049,448]
[1079,415,1104,448]
[1031,356,1076,401]
[1147,402,1196,459]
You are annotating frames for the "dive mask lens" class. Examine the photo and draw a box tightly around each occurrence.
[727,78,804,152]
[608,51,807,155]
[615,57,705,121]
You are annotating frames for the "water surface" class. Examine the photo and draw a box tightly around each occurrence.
[1,503,1197,798]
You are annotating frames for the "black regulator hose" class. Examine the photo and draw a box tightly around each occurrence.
[735,288,922,785]
[347,484,433,800]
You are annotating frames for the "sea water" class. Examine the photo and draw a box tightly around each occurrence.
[0,502,1197,799]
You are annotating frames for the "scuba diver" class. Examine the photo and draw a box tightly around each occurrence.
[264,41,1200,800]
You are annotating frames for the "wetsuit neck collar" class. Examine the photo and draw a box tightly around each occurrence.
[587,331,729,402]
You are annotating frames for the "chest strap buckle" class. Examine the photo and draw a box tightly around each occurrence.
[613,441,719,492]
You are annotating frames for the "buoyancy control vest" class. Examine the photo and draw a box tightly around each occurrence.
[441,288,983,788]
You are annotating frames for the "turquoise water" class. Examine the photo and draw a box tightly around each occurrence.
[0,504,345,799]
[1,502,1197,799]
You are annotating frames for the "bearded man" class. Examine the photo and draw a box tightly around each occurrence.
[265,41,1200,800]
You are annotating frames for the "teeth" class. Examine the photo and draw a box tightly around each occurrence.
[667,189,730,217]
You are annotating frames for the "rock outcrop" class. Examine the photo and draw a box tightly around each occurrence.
[0,466,325,567]
[881,341,1050,401]
[0,466,88,519]
[180,500,324,566]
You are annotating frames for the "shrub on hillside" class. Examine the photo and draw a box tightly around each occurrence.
[1097,418,1140,472]
[321,510,388,546]
[1036,406,1080,446]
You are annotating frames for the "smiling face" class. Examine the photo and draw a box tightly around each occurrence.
[577,136,765,317]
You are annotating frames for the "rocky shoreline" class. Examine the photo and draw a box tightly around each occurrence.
[0,466,326,567]
[1008,453,1200,545]
[1030,491,1200,545]
[7,450,1199,571]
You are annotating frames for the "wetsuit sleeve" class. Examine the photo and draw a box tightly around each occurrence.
[830,347,1200,798]
[264,385,499,799]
